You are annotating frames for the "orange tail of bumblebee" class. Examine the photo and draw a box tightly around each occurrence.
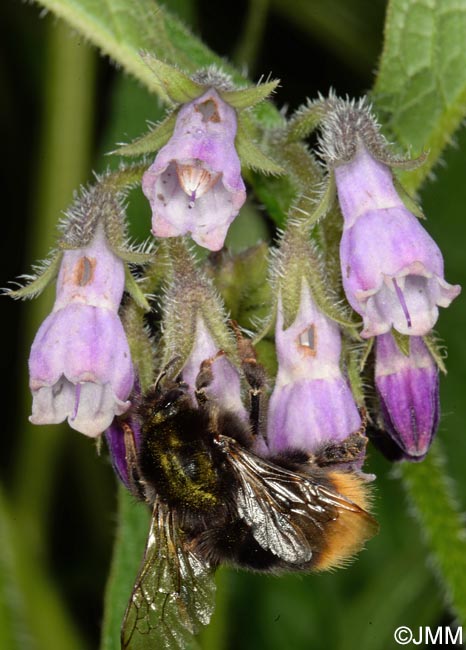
[312,471,378,572]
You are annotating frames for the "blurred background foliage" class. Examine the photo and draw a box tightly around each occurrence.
[1,0,466,649]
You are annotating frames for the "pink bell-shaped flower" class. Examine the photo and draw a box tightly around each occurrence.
[29,226,134,437]
[142,88,246,251]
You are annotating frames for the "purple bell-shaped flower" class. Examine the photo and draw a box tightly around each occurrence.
[375,332,439,461]
[182,316,247,419]
[267,283,362,454]
[29,226,134,437]
[142,88,246,251]
[335,145,460,339]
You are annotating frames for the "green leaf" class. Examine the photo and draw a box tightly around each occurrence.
[373,0,466,192]
[100,487,151,650]
[140,53,204,103]
[236,115,285,175]
[391,328,411,356]
[222,79,280,110]
[111,111,177,157]
[399,442,466,626]
[6,252,63,300]
[34,0,246,102]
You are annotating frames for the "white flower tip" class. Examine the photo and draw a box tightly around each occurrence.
[29,380,132,438]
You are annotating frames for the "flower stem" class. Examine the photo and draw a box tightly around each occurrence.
[233,0,270,72]
[100,487,150,650]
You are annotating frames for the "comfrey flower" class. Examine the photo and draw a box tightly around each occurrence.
[159,237,248,418]
[318,97,460,338]
[267,283,362,454]
[375,333,439,461]
[142,88,246,251]
[29,224,134,437]
[182,316,247,419]
[105,406,142,489]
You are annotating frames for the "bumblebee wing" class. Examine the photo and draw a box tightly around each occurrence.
[121,498,216,650]
[220,436,377,567]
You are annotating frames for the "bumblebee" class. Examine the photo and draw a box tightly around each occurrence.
[117,353,377,650]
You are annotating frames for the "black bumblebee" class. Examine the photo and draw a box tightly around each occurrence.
[117,352,378,650]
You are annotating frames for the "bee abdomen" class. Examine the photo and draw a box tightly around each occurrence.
[310,471,378,572]
[193,520,287,572]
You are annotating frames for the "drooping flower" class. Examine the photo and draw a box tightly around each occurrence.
[375,333,439,461]
[182,316,247,420]
[29,225,134,437]
[317,97,460,339]
[335,145,460,338]
[105,408,141,490]
[142,87,246,251]
[267,283,362,455]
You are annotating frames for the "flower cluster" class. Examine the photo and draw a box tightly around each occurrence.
[12,62,460,473]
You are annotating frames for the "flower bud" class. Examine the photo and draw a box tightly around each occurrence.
[29,225,134,437]
[142,88,246,251]
[267,284,362,454]
[375,333,439,461]
[105,407,142,490]
[105,416,141,489]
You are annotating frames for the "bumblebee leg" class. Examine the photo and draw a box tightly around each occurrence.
[121,420,147,501]
[232,324,267,439]
[313,409,368,468]
[243,357,267,438]
[153,356,183,393]
[194,350,225,408]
